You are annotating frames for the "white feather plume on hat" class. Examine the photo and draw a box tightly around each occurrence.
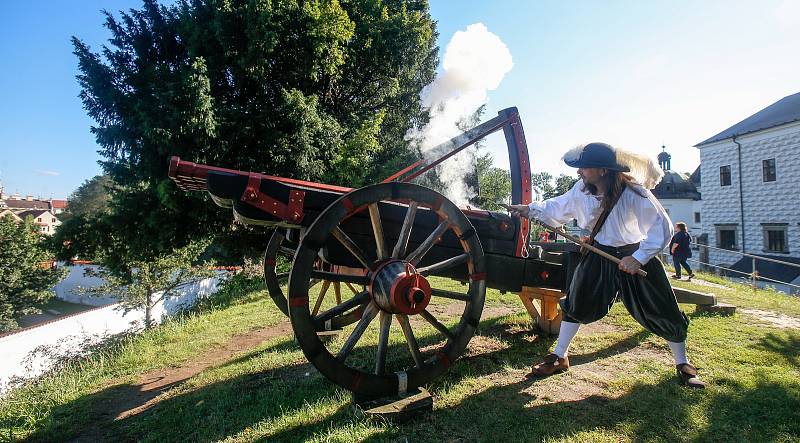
[561,144,664,189]
[614,148,664,189]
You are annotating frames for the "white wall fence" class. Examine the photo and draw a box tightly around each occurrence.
[53,263,118,306]
[0,274,224,394]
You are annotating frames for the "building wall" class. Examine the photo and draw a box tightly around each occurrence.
[698,121,800,265]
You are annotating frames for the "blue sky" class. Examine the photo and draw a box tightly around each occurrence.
[2,0,799,198]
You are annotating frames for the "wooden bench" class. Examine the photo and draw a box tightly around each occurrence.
[517,287,564,335]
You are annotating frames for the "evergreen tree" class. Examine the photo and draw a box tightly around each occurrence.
[70,0,438,268]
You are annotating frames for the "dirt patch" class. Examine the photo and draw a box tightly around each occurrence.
[71,321,294,442]
[740,309,800,329]
[520,345,668,406]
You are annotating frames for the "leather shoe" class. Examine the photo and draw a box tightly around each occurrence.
[527,353,569,378]
[676,363,705,389]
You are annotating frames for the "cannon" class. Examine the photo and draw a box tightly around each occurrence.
[168,107,580,399]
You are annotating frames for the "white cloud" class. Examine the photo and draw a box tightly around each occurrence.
[34,169,60,176]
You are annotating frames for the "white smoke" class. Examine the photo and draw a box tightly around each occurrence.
[408,23,513,207]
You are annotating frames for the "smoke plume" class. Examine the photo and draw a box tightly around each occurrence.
[408,23,513,207]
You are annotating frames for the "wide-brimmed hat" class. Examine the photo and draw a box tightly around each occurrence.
[562,142,630,171]
[562,142,665,189]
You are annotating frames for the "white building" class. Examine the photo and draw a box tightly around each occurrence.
[16,209,61,235]
[694,91,800,289]
[651,146,702,243]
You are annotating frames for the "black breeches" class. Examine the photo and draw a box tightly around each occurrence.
[560,243,689,343]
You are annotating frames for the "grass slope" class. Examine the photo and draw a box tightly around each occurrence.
[1,272,799,442]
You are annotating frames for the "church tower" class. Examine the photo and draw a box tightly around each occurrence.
[657,145,672,171]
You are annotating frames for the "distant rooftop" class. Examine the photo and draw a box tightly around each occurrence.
[695,92,800,147]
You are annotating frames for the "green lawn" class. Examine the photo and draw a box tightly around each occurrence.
[1,272,799,442]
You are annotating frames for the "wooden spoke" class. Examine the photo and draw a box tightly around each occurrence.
[309,270,370,286]
[315,290,370,324]
[375,311,392,375]
[368,203,388,260]
[278,246,295,257]
[392,202,418,258]
[334,282,342,304]
[311,280,331,316]
[406,220,450,266]
[345,282,361,295]
[396,314,424,368]
[332,227,373,269]
[420,309,455,342]
[337,302,379,361]
[417,253,469,276]
[430,287,471,302]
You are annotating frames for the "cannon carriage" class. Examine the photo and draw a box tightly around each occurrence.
[169,107,580,399]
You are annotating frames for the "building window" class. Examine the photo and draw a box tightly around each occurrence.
[720,165,731,186]
[51,218,56,223]
[763,224,788,253]
[694,212,701,223]
[37,217,42,222]
[716,225,737,250]
[762,159,776,182]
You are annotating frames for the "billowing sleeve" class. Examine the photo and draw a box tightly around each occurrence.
[631,191,674,265]
[527,180,580,227]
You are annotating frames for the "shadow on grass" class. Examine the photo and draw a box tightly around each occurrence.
[754,331,800,366]
[18,314,800,442]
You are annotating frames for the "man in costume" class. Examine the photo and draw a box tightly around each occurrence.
[508,142,704,388]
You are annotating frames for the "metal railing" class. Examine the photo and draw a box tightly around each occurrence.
[660,243,800,293]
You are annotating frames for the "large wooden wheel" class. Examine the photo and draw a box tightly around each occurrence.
[288,182,486,397]
[264,229,366,329]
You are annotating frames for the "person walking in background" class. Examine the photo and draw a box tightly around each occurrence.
[670,222,695,280]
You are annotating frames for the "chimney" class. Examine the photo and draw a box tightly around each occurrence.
[26,195,34,201]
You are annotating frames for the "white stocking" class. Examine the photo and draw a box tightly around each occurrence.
[553,321,581,358]
[668,341,689,365]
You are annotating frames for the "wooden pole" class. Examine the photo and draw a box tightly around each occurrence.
[535,221,648,277]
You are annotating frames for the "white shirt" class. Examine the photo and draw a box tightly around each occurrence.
[528,179,673,265]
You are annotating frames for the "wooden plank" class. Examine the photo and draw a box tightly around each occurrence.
[673,287,717,306]
[517,292,541,322]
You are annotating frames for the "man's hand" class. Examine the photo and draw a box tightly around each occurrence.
[504,204,530,218]
[618,256,642,275]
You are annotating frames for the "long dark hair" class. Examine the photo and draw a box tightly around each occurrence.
[582,170,646,211]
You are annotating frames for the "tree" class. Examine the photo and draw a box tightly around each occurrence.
[70,0,438,267]
[0,215,65,332]
[475,152,511,211]
[81,239,213,329]
[555,173,578,196]
[50,175,114,261]
[531,172,556,200]
[65,175,112,218]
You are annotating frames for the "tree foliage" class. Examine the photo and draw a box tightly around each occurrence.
[475,152,511,211]
[80,239,213,328]
[69,0,438,266]
[66,175,112,218]
[555,173,578,196]
[0,215,65,332]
